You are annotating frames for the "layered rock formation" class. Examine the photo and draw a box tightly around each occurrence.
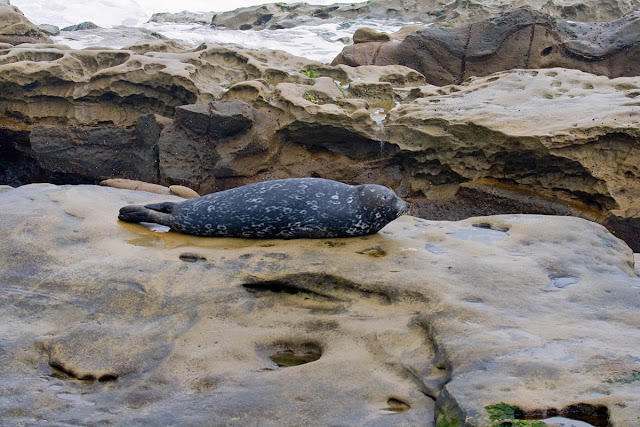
[0,35,639,249]
[0,184,638,426]
[333,8,640,85]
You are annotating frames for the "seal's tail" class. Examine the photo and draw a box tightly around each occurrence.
[118,202,177,227]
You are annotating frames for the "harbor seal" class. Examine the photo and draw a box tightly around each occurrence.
[118,178,409,238]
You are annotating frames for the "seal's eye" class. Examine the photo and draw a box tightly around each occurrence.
[382,196,388,200]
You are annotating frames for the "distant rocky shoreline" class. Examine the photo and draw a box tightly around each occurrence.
[148,0,640,30]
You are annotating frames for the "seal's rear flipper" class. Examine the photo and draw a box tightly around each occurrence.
[118,205,173,227]
[145,202,177,213]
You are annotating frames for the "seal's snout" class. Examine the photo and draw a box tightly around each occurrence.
[396,198,410,217]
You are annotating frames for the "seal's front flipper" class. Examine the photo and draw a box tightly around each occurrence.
[144,202,177,213]
[118,204,173,227]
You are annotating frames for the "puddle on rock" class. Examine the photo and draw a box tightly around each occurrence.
[539,417,597,426]
[379,398,410,415]
[266,342,322,368]
[425,243,446,255]
[521,403,609,427]
[270,349,321,368]
[179,253,207,263]
[140,222,170,233]
[356,245,386,257]
[548,275,580,290]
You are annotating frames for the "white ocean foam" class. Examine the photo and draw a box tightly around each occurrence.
[10,0,359,27]
[50,20,414,63]
[13,0,417,63]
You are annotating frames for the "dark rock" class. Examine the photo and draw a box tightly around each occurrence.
[158,100,276,192]
[174,101,255,141]
[61,22,100,32]
[0,127,42,186]
[603,208,640,252]
[21,125,157,183]
[333,8,640,85]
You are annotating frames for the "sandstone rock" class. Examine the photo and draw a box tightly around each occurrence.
[334,8,640,85]
[169,185,200,198]
[123,39,187,54]
[353,27,390,44]
[100,178,172,195]
[0,1,52,45]
[0,41,330,127]
[384,68,640,222]
[99,179,200,198]
[0,32,638,249]
[0,184,638,425]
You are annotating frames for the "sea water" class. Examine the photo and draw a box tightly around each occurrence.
[10,0,416,63]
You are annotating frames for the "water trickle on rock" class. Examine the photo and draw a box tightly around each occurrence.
[371,108,387,158]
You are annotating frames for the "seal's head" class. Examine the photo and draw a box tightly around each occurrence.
[356,184,410,231]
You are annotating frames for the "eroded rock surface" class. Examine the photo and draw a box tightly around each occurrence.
[0,184,638,425]
[0,33,638,248]
[333,8,640,85]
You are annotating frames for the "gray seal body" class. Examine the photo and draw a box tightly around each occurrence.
[118,178,410,238]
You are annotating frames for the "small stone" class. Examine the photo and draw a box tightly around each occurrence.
[353,27,391,44]
[100,179,171,195]
[169,185,200,199]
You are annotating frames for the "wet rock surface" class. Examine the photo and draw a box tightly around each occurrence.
[333,8,640,85]
[0,184,639,425]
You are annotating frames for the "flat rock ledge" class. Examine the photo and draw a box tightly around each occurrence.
[0,184,639,425]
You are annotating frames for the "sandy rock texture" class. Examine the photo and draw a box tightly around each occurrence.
[152,0,640,29]
[385,69,640,235]
[0,0,51,45]
[0,41,280,127]
[333,8,640,85]
[0,184,638,425]
[0,34,639,248]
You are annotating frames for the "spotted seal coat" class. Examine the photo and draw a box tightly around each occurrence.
[118,178,409,238]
